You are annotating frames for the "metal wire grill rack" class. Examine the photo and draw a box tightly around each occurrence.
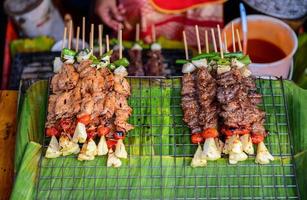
[36,76,300,199]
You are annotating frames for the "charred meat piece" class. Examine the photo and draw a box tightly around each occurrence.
[103,92,116,119]
[181,73,202,133]
[145,50,164,76]
[51,64,79,93]
[128,49,144,76]
[216,66,266,136]
[181,73,196,96]
[110,49,120,63]
[114,75,131,96]
[196,68,218,131]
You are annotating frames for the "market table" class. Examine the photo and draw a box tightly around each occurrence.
[0,91,17,200]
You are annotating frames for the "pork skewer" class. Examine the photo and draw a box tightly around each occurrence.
[144,25,164,76]
[128,23,144,76]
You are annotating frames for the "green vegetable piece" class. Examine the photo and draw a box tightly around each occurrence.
[175,59,189,64]
[89,54,97,61]
[238,55,251,65]
[108,63,116,70]
[113,58,130,67]
[224,52,244,58]
[91,59,100,65]
[191,52,219,61]
[61,48,76,57]
[110,38,118,46]
[101,50,113,58]
[217,58,231,65]
[136,40,144,46]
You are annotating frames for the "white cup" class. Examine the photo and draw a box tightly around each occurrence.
[223,15,298,79]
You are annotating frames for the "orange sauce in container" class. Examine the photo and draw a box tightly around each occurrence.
[228,39,286,63]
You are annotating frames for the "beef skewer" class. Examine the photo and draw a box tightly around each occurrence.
[194,25,222,161]
[144,25,164,76]
[216,28,273,164]
[233,29,273,164]
[128,23,144,76]
[181,31,206,167]
[215,26,249,164]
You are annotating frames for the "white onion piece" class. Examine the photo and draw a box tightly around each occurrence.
[114,66,128,77]
[191,144,207,167]
[192,58,208,68]
[182,62,196,73]
[53,57,63,73]
[113,44,124,51]
[115,139,128,159]
[217,65,231,75]
[240,68,252,77]
[231,58,245,69]
[132,43,142,50]
[151,43,161,51]
[255,142,274,164]
[76,49,92,62]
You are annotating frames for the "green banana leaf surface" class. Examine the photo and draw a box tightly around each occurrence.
[11,78,306,200]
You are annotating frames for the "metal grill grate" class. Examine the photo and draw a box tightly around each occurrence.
[35,76,300,199]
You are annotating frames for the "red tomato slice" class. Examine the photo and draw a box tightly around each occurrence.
[201,128,218,139]
[107,139,117,150]
[191,133,204,144]
[59,118,72,132]
[77,114,91,125]
[87,131,97,139]
[46,127,59,137]
[251,133,264,144]
[97,126,111,137]
[221,127,234,137]
[234,129,250,135]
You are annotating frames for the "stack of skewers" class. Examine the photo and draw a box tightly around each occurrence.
[45,18,134,168]
[180,24,274,166]
[112,24,165,76]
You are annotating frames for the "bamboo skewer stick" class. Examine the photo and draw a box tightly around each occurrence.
[89,31,92,50]
[152,25,156,43]
[182,31,189,60]
[68,20,73,49]
[90,24,94,50]
[231,22,236,52]
[217,25,224,59]
[75,26,80,52]
[119,29,123,59]
[98,24,103,56]
[236,29,243,52]
[82,17,85,49]
[62,27,67,49]
[106,35,110,52]
[211,28,217,53]
[195,25,201,54]
[224,32,228,53]
[205,30,209,53]
[136,23,140,42]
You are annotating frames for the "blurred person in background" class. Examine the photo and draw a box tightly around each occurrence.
[95,0,225,45]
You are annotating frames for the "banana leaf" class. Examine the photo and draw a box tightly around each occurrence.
[11,78,305,199]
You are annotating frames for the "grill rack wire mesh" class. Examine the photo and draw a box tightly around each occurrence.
[35,76,300,199]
